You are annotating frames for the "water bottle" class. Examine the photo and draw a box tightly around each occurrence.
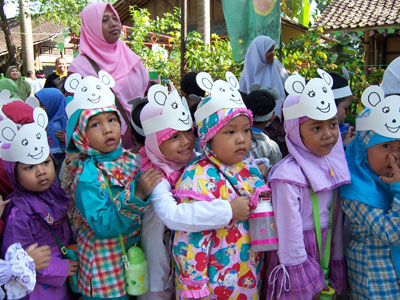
[248,196,278,252]
[125,246,149,296]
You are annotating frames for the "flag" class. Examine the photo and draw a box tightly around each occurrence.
[222,0,281,63]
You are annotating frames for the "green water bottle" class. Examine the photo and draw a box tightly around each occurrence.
[125,246,149,296]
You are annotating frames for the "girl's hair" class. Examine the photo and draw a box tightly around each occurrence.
[130,101,146,146]
[244,89,276,123]
[329,72,351,105]
[181,72,205,97]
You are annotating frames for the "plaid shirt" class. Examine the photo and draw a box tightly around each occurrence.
[342,197,400,299]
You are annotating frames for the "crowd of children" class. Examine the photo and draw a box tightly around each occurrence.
[0,21,400,300]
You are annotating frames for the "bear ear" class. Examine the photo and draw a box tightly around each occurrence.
[33,107,48,129]
[25,96,40,108]
[0,119,18,143]
[317,69,334,88]
[64,73,82,93]
[196,72,214,93]
[285,74,306,95]
[361,85,384,108]
[225,71,239,89]
[147,84,169,108]
[0,90,11,106]
[98,70,115,88]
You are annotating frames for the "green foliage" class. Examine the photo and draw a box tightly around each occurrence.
[127,5,242,89]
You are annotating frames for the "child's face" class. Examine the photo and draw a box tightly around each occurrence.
[210,115,251,165]
[86,111,121,153]
[16,155,55,192]
[159,130,195,163]
[336,96,353,125]
[300,116,339,157]
[367,140,400,177]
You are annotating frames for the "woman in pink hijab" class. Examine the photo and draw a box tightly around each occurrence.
[68,2,149,149]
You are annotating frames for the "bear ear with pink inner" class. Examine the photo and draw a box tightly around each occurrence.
[283,69,337,121]
[356,85,400,138]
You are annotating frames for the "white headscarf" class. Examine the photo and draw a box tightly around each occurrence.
[381,56,400,96]
[239,35,288,119]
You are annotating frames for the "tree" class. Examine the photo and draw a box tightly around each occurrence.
[0,0,92,72]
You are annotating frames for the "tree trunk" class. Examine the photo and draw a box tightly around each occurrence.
[0,0,17,68]
[197,0,210,48]
[19,0,35,76]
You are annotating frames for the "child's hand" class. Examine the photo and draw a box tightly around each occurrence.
[342,126,355,146]
[258,163,269,181]
[380,154,400,184]
[0,196,10,219]
[68,259,79,276]
[230,196,250,221]
[55,130,66,144]
[25,243,51,270]
[135,168,163,200]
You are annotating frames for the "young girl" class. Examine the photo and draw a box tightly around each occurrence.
[138,84,251,299]
[265,70,350,299]
[0,100,77,300]
[65,71,160,300]
[172,71,269,299]
[340,85,400,299]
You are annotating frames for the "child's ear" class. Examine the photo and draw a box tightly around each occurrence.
[64,73,82,93]
[196,72,214,93]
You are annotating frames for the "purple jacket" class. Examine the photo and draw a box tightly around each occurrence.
[1,160,71,300]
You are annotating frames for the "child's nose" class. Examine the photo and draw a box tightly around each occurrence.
[36,165,46,175]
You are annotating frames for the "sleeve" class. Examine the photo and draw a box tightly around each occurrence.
[152,179,232,232]
[341,182,400,246]
[0,260,12,286]
[1,211,69,287]
[328,192,347,294]
[0,219,5,238]
[75,178,149,238]
[268,181,325,298]
[173,229,213,299]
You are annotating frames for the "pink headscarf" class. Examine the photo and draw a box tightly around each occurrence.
[68,2,149,135]
[139,103,196,186]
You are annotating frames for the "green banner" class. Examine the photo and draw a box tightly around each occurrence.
[222,0,281,63]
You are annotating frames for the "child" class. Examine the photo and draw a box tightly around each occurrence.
[0,100,77,300]
[35,88,67,178]
[64,71,160,300]
[329,68,355,146]
[340,85,400,299]
[265,70,350,299]
[172,71,270,299]
[244,83,282,165]
[138,84,251,299]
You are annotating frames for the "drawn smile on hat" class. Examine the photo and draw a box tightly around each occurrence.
[317,103,331,113]
[179,114,190,125]
[88,96,101,103]
[385,123,400,133]
[28,147,44,160]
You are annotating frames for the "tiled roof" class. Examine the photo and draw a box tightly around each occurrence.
[0,17,67,55]
[313,0,400,32]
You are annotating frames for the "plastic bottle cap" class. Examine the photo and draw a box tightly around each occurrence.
[127,246,146,264]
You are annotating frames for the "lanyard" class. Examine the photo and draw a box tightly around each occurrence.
[311,188,335,286]
[102,173,129,270]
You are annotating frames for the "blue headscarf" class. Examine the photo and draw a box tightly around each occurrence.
[35,88,67,153]
[340,108,400,277]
